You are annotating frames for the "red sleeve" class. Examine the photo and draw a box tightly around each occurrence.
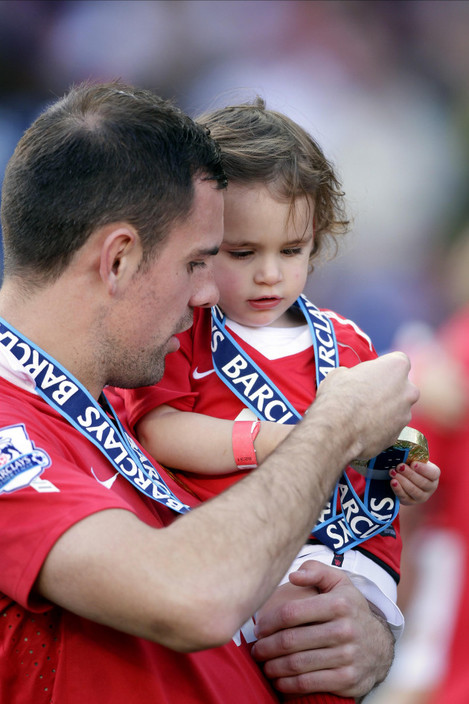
[0,398,136,611]
[325,309,377,365]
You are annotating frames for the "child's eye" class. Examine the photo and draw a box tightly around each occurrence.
[282,247,302,256]
[228,250,253,259]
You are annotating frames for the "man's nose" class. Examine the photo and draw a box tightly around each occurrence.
[190,272,219,308]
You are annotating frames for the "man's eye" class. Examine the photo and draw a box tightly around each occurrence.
[189,261,207,272]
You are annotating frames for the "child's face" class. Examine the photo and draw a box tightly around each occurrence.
[214,183,314,328]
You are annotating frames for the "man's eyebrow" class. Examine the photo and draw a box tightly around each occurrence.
[191,246,220,257]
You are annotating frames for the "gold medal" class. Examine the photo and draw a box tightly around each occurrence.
[350,426,429,475]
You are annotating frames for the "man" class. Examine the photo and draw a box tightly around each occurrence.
[0,81,418,703]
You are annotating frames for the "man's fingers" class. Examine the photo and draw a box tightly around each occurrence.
[318,351,420,461]
[254,561,350,640]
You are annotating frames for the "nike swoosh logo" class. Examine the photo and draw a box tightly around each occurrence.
[91,467,120,489]
[192,367,216,379]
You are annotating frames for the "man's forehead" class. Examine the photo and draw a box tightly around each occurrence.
[159,178,223,254]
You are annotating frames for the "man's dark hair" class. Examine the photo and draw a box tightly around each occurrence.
[1,81,226,283]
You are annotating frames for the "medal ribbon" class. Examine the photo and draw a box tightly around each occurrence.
[211,294,399,554]
[0,318,190,514]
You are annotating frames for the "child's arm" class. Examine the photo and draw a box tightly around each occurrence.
[136,404,294,474]
[390,459,440,505]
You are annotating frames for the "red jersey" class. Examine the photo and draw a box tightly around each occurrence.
[120,306,402,580]
[0,375,280,704]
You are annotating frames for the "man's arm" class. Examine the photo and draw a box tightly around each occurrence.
[37,352,418,652]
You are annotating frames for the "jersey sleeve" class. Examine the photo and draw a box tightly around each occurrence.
[324,309,377,364]
[0,394,141,611]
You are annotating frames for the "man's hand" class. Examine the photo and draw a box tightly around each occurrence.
[316,352,420,462]
[251,561,394,698]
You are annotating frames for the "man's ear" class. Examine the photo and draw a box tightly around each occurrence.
[98,225,142,295]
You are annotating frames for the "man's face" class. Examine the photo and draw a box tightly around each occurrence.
[104,178,223,388]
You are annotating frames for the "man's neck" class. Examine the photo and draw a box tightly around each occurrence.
[0,279,103,400]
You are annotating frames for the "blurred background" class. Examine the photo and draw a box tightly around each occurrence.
[1,2,469,702]
[1,0,469,351]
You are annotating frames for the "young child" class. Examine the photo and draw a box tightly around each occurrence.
[111,99,439,703]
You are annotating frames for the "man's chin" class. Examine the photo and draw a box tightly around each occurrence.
[166,335,181,354]
[107,366,166,390]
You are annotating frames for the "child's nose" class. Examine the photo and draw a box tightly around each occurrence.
[254,257,282,285]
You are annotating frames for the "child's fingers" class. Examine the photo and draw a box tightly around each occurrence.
[392,461,440,489]
[390,473,427,504]
[412,460,441,483]
[389,460,440,505]
[390,478,414,503]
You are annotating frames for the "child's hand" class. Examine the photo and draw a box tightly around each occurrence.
[390,460,440,505]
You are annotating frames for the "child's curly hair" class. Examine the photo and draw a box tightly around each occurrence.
[196,97,349,270]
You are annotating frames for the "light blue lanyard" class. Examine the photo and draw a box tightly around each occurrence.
[0,318,190,514]
[211,295,400,554]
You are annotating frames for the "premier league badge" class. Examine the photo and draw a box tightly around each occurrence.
[0,424,51,494]
[350,426,429,478]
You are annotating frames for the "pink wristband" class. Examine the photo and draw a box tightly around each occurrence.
[232,420,261,469]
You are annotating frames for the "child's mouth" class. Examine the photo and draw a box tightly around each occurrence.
[248,297,282,310]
